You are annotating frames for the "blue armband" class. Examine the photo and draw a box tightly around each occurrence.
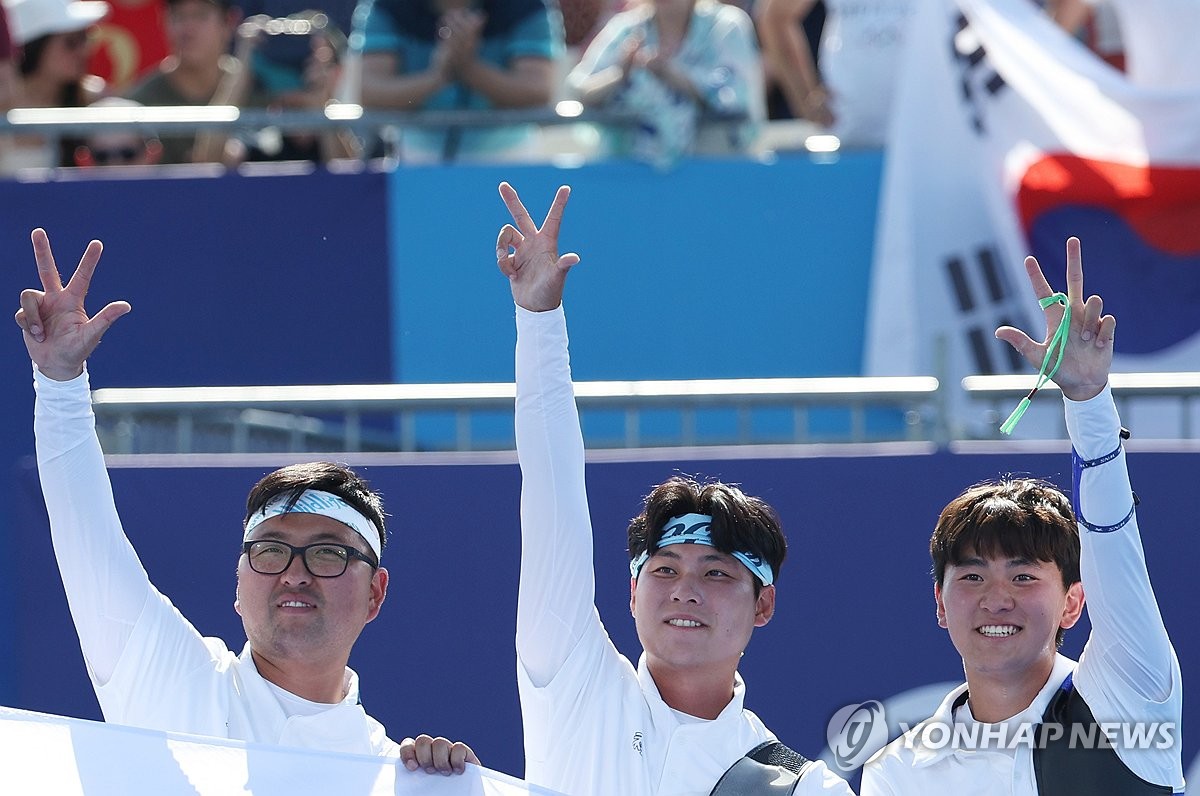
[1071,442,1136,533]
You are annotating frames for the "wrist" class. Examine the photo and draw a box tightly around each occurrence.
[1061,380,1107,403]
[515,301,563,317]
[455,55,482,84]
[421,67,450,97]
[34,361,86,382]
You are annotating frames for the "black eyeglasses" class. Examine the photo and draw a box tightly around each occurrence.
[242,540,377,578]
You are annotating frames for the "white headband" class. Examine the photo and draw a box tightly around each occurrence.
[244,489,382,562]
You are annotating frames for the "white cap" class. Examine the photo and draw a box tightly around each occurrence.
[3,0,109,46]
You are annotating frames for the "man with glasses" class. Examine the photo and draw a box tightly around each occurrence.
[14,228,478,774]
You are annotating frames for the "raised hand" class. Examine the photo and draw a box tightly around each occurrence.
[441,8,485,73]
[14,228,130,381]
[995,236,1114,402]
[496,182,580,312]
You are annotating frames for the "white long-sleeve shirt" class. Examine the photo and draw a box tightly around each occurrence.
[513,305,853,796]
[861,386,1184,794]
[33,365,400,756]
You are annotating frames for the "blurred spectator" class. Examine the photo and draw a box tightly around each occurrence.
[195,12,356,163]
[756,0,913,148]
[237,0,353,94]
[71,95,163,165]
[357,0,562,163]
[125,0,271,163]
[567,0,764,166]
[0,0,110,172]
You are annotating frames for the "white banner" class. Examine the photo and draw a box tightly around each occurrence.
[866,0,1200,437]
[0,706,562,796]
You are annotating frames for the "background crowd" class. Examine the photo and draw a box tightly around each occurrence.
[0,0,1139,173]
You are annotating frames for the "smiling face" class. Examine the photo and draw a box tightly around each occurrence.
[630,544,774,680]
[935,552,1084,688]
[235,512,387,672]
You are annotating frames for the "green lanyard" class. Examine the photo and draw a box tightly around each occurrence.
[1000,293,1071,435]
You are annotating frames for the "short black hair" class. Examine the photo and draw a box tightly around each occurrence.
[627,476,787,590]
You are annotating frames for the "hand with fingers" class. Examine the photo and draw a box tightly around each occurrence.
[14,229,130,382]
[398,733,480,776]
[496,182,580,313]
[442,8,485,73]
[995,236,1115,404]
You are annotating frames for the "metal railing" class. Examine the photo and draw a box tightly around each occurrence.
[89,372,1200,454]
[92,376,941,454]
[0,104,759,167]
[962,372,1200,441]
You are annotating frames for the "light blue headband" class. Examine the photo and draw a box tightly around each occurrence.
[629,512,775,586]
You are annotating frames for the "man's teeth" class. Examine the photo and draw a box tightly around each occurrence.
[280,601,312,608]
[667,619,703,627]
[978,625,1019,637]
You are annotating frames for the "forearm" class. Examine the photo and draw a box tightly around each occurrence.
[360,54,447,109]
[776,32,823,119]
[457,57,553,108]
[514,305,598,683]
[35,366,154,685]
[1067,386,1175,698]
[192,55,255,164]
[758,0,822,117]
[572,64,628,107]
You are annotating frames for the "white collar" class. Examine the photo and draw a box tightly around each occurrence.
[910,653,1077,767]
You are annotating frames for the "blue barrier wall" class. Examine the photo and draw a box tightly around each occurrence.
[11,449,1198,784]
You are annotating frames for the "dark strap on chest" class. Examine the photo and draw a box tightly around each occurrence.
[709,741,811,795]
[1033,674,1171,795]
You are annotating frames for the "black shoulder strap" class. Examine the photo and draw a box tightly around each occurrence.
[709,741,812,795]
[1034,674,1171,795]
[747,741,811,774]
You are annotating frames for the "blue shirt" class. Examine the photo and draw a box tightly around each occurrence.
[360,0,562,160]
